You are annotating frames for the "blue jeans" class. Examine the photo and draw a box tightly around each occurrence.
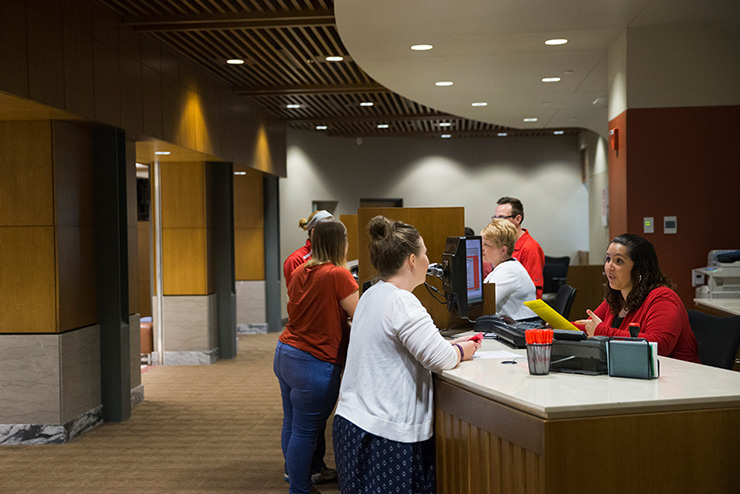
[274,341,341,494]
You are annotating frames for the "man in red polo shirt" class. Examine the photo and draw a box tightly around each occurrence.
[490,197,545,299]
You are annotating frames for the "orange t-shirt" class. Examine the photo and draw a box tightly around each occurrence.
[280,263,358,365]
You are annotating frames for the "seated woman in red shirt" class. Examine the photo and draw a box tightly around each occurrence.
[574,233,700,363]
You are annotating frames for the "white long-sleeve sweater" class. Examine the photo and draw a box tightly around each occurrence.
[335,281,458,443]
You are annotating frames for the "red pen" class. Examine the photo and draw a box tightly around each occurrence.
[468,332,484,343]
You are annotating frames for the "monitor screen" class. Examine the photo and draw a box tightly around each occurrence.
[441,236,483,319]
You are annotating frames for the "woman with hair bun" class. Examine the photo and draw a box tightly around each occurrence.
[575,233,699,362]
[332,215,481,494]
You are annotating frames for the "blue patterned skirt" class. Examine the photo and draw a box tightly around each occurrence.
[332,414,436,494]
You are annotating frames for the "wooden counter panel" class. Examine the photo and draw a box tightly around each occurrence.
[162,228,207,295]
[235,227,264,281]
[340,214,358,262]
[435,377,740,493]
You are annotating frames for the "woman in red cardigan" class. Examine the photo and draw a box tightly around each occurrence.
[575,233,700,363]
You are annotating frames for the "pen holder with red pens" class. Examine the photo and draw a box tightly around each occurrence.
[525,329,554,375]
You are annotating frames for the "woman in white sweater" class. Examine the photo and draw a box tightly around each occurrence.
[333,216,480,494]
[481,219,537,319]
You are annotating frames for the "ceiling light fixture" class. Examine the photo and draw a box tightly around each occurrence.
[411,44,433,51]
[360,102,374,107]
[234,171,247,175]
[325,56,344,62]
[435,81,453,87]
[553,130,565,135]
[541,77,561,83]
[471,102,488,107]
[226,58,245,65]
[497,133,508,137]
[523,118,538,122]
[316,125,328,130]
[154,151,170,155]
[438,123,452,127]
[286,104,301,109]
[377,124,389,129]
[441,134,452,138]
[545,39,568,46]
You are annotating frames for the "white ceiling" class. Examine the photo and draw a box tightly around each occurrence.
[335,0,740,137]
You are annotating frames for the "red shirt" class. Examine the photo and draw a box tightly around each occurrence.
[283,239,311,288]
[513,229,545,299]
[280,263,359,365]
[585,286,700,363]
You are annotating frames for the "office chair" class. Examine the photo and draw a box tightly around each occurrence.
[551,284,577,319]
[542,255,570,304]
[687,310,740,370]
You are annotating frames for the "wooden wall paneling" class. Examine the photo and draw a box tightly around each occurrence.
[566,265,605,321]
[62,0,93,36]
[233,170,264,229]
[160,76,179,145]
[340,214,358,262]
[178,87,196,149]
[0,0,29,97]
[140,34,161,73]
[91,0,119,49]
[56,226,97,332]
[118,20,142,62]
[234,228,265,281]
[142,66,163,138]
[160,162,205,228]
[53,121,95,227]
[0,121,54,226]
[63,26,95,119]
[162,228,207,295]
[0,227,57,333]
[120,55,144,139]
[27,4,65,108]
[93,39,121,126]
[357,207,464,329]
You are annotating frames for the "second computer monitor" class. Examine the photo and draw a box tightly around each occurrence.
[441,236,483,319]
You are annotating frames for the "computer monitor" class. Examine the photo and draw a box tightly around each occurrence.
[441,236,484,319]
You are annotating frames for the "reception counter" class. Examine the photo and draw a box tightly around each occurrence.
[434,336,740,493]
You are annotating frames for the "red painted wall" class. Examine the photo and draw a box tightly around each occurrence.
[609,105,740,306]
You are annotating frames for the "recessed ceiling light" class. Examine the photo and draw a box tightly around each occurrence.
[545,39,568,46]
[360,102,374,107]
[441,134,452,138]
[325,56,344,62]
[497,133,508,137]
[542,77,561,83]
[523,118,538,122]
[226,58,245,65]
[234,171,247,175]
[435,81,454,87]
[471,102,488,107]
[377,124,389,129]
[411,44,433,51]
[286,104,301,109]
[316,125,328,130]
[438,123,452,127]
[553,130,565,135]
[154,151,171,155]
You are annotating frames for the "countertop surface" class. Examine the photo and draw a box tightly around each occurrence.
[693,298,740,316]
[436,334,740,420]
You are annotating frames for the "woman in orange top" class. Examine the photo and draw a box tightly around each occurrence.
[274,218,359,494]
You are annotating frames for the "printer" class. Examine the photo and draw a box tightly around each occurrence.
[692,250,740,299]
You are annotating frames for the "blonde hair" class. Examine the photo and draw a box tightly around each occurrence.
[306,219,348,269]
[298,210,321,230]
[367,215,422,278]
[481,219,517,258]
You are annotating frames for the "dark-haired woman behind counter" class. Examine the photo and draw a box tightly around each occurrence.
[574,233,700,363]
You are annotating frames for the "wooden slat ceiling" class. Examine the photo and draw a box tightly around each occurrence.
[99,0,574,138]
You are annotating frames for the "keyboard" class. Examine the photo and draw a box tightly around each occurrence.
[474,315,587,348]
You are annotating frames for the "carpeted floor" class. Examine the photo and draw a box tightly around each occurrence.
[0,333,341,494]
